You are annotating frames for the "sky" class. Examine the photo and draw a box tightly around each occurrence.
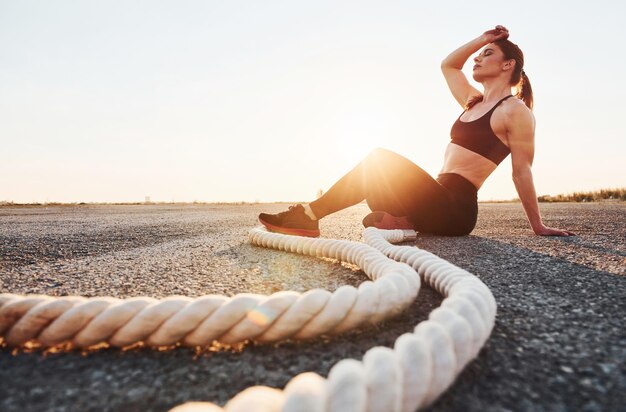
[1,0,625,203]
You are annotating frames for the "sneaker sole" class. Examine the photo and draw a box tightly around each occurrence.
[258,217,320,238]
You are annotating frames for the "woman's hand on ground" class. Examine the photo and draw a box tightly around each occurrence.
[534,225,576,237]
[482,25,509,42]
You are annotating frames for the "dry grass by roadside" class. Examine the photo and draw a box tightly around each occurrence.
[2,187,625,208]
[539,188,625,202]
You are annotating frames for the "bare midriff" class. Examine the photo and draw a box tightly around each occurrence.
[440,143,498,190]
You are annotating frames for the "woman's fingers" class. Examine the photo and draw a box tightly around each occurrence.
[495,26,509,40]
[484,25,510,42]
[535,225,576,236]
[546,228,576,236]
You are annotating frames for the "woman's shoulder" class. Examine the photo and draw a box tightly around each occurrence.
[501,96,534,119]
[499,97,535,134]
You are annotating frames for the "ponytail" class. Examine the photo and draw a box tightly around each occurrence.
[517,70,534,110]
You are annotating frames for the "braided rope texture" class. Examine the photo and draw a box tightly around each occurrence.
[175,227,496,411]
[0,229,421,349]
[0,227,496,411]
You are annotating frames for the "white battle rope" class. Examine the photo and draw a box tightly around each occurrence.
[0,227,496,412]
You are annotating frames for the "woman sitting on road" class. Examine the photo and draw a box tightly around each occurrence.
[259,25,575,238]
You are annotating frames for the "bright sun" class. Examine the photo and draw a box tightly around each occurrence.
[335,109,390,166]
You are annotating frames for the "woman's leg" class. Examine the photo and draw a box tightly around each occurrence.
[259,147,451,237]
[309,148,446,222]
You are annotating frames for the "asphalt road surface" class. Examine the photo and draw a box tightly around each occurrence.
[1,203,624,412]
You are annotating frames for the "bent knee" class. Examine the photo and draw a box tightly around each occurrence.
[368,147,393,156]
[364,147,400,163]
[363,148,415,173]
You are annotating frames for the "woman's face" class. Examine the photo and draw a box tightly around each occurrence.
[472,44,509,82]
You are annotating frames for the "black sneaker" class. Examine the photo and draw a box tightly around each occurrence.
[259,204,320,237]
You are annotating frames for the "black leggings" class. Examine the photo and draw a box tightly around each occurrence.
[309,148,478,236]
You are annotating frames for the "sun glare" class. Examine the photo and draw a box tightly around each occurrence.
[335,109,390,166]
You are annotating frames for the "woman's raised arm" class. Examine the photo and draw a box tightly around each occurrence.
[441,26,509,107]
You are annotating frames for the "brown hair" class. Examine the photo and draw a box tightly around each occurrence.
[465,39,534,110]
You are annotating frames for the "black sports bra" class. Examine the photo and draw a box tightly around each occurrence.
[450,95,513,165]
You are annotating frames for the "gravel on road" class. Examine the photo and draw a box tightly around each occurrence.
[1,203,624,412]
